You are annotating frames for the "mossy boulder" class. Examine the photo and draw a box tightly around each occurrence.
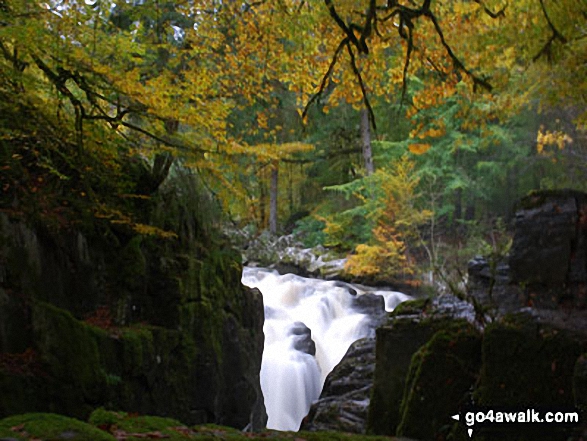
[367,295,479,436]
[396,321,482,440]
[0,410,409,441]
[476,313,586,406]
[0,413,115,441]
[31,301,108,416]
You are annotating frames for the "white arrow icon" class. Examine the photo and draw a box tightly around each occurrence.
[451,414,473,437]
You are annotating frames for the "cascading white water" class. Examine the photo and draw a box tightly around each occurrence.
[241,267,411,431]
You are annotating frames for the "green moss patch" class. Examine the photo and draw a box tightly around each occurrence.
[389,298,430,317]
[89,408,195,440]
[0,413,115,441]
[1,411,403,441]
[396,321,482,440]
[32,301,107,418]
[367,315,474,436]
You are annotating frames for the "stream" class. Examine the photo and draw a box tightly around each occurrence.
[241,267,411,431]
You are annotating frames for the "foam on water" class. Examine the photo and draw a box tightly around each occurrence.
[242,267,409,431]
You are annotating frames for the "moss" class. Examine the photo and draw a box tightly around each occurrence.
[396,321,482,440]
[32,301,107,418]
[2,411,405,441]
[367,315,458,435]
[390,297,430,317]
[192,426,398,441]
[0,413,115,441]
[118,326,155,375]
[88,408,190,440]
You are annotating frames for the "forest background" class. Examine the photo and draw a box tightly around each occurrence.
[1,0,586,286]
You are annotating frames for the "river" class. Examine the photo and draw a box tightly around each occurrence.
[241,267,411,431]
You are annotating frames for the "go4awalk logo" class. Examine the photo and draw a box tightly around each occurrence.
[451,406,582,437]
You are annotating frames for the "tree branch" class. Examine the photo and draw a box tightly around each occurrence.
[473,0,507,19]
[346,41,377,131]
[424,11,492,92]
[533,0,567,62]
[302,37,348,120]
[324,0,365,53]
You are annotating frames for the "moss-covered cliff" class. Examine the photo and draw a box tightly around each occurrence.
[0,164,266,429]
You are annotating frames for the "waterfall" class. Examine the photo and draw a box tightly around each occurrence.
[242,267,411,431]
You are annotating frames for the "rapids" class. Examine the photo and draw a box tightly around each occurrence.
[241,267,411,431]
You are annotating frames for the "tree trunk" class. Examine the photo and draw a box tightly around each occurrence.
[259,167,266,229]
[361,108,374,176]
[269,159,279,234]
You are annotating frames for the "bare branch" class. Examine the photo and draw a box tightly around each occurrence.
[324,0,365,53]
[533,0,567,62]
[424,11,492,92]
[399,16,414,107]
[473,0,507,19]
[302,37,348,120]
[346,41,376,131]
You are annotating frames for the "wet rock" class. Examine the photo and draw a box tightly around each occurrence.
[334,281,357,296]
[289,322,316,356]
[468,256,522,313]
[352,293,385,315]
[302,337,376,433]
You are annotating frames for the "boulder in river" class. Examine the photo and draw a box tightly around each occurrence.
[289,322,317,356]
[301,337,376,433]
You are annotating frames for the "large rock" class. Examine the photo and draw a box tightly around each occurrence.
[301,337,376,433]
[366,295,587,441]
[367,295,479,436]
[468,190,587,312]
[509,190,587,309]
[473,311,587,441]
[0,207,266,429]
[396,321,482,441]
[289,322,316,356]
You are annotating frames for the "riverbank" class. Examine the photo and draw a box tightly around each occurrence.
[0,410,407,441]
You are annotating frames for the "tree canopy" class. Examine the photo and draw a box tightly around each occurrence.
[1,0,586,279]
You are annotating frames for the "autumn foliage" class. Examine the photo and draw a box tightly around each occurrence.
[1,0,586,279]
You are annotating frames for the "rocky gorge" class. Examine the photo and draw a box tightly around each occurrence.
[2,187,587,441]
[0,168,267,430]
